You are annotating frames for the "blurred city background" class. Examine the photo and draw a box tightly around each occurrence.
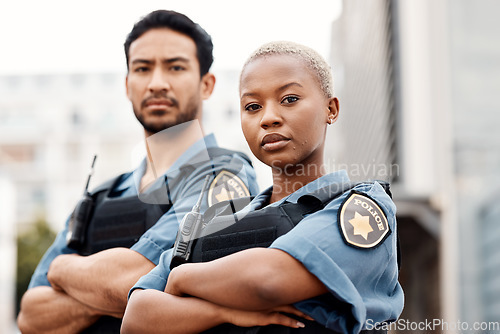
[1,0,499,333]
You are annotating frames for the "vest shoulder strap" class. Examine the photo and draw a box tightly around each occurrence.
[88,146,249,199]
[164,147,253,195]
[298,180,391,207]
[88,172,131,197]
[202,196,254,222]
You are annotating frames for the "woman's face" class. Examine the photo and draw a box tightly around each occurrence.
[240,54,338,170]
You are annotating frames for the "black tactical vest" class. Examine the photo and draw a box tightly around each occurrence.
[186,182,395,334]
[73,147,251,334]
[77,175,170,256]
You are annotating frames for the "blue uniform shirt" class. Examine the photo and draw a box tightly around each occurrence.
[28,134,259,288]
[131,170,403,333]
[269,171,403,333]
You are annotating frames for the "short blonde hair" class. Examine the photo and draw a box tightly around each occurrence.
[241,41,334,98]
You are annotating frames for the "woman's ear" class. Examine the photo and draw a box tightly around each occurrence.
[327,97,340,125]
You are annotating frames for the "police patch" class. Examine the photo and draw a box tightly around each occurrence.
[207,171,250,206]
[338,192,391,249]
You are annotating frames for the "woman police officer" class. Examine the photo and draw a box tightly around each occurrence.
[121,41,403,334]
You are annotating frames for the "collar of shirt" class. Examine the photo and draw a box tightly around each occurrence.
[249,170,351,210]
[114,134,218,195]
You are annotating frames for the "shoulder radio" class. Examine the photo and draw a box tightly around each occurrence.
[170,175,211,269]
[66,155,97,249]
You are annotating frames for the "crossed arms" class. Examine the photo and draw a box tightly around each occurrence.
[121,248,328,333]
[18,247,325,334]
[17,247,155,333]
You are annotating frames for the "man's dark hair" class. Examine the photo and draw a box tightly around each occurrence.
[124,10,214,76]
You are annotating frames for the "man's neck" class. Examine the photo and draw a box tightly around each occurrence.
[140,120,205,192]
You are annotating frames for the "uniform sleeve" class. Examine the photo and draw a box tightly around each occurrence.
[270,182,404,334]
[129,249,173,298]
[130,154,259,265]
[28,216,78,288]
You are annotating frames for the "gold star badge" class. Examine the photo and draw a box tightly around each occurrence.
[348,212,373,240]
[214,187,236,203]
[207,170,250,206]
[338,192,391,249]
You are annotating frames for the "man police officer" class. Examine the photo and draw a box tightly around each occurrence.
[17,10,258,333]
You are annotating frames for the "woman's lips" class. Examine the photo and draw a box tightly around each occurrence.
[261,133,290,151]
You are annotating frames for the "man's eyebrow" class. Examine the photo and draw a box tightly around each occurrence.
[130,57,190,65]
[164,57,190,64]
[131,59,152,65]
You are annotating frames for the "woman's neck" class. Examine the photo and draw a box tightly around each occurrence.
[269,163,326,204]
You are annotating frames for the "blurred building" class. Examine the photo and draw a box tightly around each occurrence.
[0,72,141,331]
[328,0,500,332]
[0,72,142,231]
[0,176,16,334]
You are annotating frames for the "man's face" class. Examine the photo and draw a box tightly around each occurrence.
[126,28,214,135]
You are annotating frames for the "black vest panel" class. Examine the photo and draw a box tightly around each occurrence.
[79,177,172,334]
[192,205,295,262]
[81,317,122,334]
[79,179,172,256]
[188,182,391,334]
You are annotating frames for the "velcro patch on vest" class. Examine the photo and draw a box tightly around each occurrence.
[338,191,391,249]
[207,170,250,206]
